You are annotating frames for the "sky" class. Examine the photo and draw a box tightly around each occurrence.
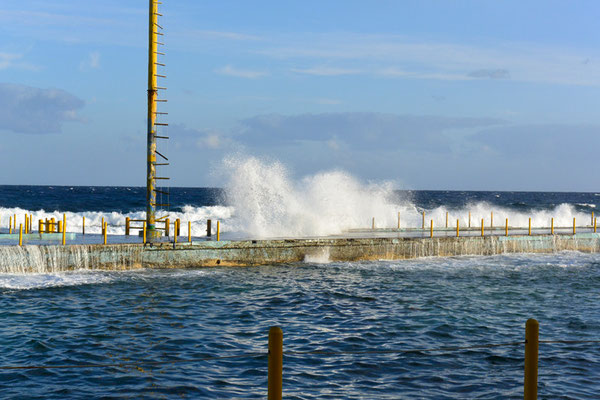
[1,0,599,191]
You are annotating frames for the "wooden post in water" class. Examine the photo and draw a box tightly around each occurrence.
[524,319,539,400]
[268,327,283,400]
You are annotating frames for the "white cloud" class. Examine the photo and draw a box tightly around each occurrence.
[291,66,361,76]
[0,52,38,71]
[80,51,101,70]
[215,65,267,79]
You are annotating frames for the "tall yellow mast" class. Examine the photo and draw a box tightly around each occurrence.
[146,0,168,239]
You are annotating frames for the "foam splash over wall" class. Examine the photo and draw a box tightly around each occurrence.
[224,156,406,237]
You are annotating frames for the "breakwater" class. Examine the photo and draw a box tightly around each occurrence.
[1,233,599,274]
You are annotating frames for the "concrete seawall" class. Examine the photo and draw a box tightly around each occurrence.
[1,233,599,274]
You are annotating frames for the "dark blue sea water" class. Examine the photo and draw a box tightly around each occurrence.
[1,186,599,399]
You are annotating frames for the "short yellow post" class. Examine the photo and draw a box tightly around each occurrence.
[13,214,16,230]
[25,214,28,234]
[524,318,539,400]
[217,221,221,241]
[505,218,509,236]
[268,326,283,400]
[573,218,576,235]
[101,217,104,234]
[372,217,375,230]
[188,221,192,243]
[125,217,130,236]
[174,222,178,244]
[62,214,66,246]
[19,224,23,246]
[430,219,433,238]
[481,218,484,237]
[551,218,554,235]
[143,221,147,244]
[468,211,471,228]
[103,222,107,245]
[165,218,170,237]
[58,221,63,234]
[51,218,56,233]
[9,216,12,234]
[592,211,595,226]
[456,219,459,237]
[422,211,425,229]
[595,218,597,233]
[82,216,86,235]
[529,218,532,236]
[491,211,494,228]
[397,212,401,229]
[446,212,449,228]
[38,219,43,234]
[176,218,181,236]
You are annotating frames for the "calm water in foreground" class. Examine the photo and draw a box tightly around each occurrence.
[1,252,599,399]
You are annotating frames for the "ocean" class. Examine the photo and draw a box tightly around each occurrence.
[1,179,599,398]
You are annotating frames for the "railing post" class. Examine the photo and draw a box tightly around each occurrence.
[524,318,539,400]
[268,326,283,400]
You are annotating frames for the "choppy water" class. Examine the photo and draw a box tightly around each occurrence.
[1,252,599,399]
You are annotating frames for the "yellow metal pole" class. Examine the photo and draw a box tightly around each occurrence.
[58,221,63,234]
[505,218,509,237]
[524,319,539,400]
[397,212,400,229]
[126,217,130,236]
[146,0,160,239]
[207,219,212,237]
[63,213,66,233]
[573,218,576,235]
[188,221,192,243]
[595,218,597,233]
[176,218,181,237]
[481,218,484,237]
[83,216,86,235]
[19,224,23,246]
[62,214,66,245]
[143,221,147,244]
[529,218,532,236]
[103,222,107,245]
[101,217,104,234]
[592,211,595,226]
[217,221,221,241]
[445,212,448,228]
[422,211,425,229]
[491,211,494,228]
[13,214,16,230]
[430,219,433,238]
[165,218,170,237]
[174,222,178,244]
[268,326,283,400]
[52,218,56,233]
[456,219,459,237]
[551,218,554,235]
[38,219,42,234]
[25,214,28,234]
[9,216,12,234]
[468,211,471,228]
[372,217,375,230]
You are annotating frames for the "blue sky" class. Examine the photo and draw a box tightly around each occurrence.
[1,0,599,190]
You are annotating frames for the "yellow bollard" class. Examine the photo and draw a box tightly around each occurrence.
[9,216,12,234]
[468,211,471,228]
[39,219,42,234]
[25,214,28,234]
[595,218,597,233]
[58,221,63,234]
[446,212,449,228]
[573,218,576,235]
[174,222,178,244]
[165,218,170,237]
[430,219,433,238]
[176,218,181,237]
[103,222,107,245]
[524,319,539,400]
[13,214,16,230]
[529,218,532,236]
[101,217,104,234]
[551,218,554,235]
[481,218,484,237]
[51,218,56,233]
[372,217,375,230]
[491,211,494,228]
[125,217,130,236]
[593,211,595,226]
[19,224,23,246]
[505,218,509,237]
[143,221,147,244]
[217,221,220,241]
[188,221,192,243]
[422,211,425,229]
[456,219,459,237]
[268,327,283,400]
[82,216,86,235]
[62,214,66,246]
[397,212,401,229]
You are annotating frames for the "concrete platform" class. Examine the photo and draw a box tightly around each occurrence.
[0,233,599,274]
